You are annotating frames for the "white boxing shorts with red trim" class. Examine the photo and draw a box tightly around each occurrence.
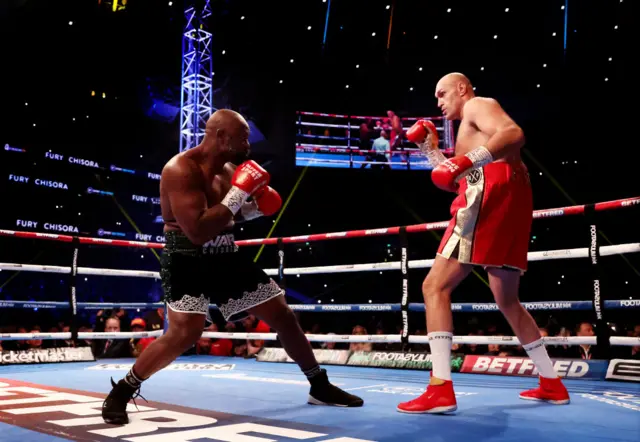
[437,161,532,272]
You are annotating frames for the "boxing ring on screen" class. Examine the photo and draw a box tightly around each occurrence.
[295,111,455,169]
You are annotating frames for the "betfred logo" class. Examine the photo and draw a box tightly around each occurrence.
[461,355,591,378]
[0,378,375,441]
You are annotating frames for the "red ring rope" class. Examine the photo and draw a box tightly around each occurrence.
[0,197,637,249]
[297,111,444,121]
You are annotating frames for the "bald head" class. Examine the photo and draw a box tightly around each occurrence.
[205,109,248,137]
[203,109,251,165]
[435,72,474,120]
[436,72,472,92]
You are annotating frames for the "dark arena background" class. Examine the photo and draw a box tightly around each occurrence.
[0,1,638,441]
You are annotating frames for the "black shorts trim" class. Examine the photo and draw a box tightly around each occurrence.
[160,250,284,321]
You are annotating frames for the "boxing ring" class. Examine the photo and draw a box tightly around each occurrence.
[1,196,639,442]
[295,111,455,169]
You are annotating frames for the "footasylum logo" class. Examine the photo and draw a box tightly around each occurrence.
[0,378,375,441]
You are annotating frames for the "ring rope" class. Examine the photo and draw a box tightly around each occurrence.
[1,197,637,351]
[296,145,425,154]
[298,158,428,166]
[0,331,164,341]
[0,196,636,249]
[1,242,637,278]
[298,122,437,131]
[0,330,637,346]
[0,300,637,312]
[297,111,444,121]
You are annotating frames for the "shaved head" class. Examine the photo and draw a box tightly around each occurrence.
[205,109,248,137]
[436,72,472,92]
[202,109,251,165]
[435,72,475,120]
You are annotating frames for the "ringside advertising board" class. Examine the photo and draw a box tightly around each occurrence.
[461,355,608,379]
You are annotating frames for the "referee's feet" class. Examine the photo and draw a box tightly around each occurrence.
[102,378,141,424]
[308,369,364,407]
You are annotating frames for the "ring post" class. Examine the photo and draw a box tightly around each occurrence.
[163,301,169,333]
[67,237,80,341]
[277,237,286,289]
[399,227,410,350]
[585,204,611,359]
[347,115,353,169]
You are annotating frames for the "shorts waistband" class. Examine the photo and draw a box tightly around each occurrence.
[164,230,239,256]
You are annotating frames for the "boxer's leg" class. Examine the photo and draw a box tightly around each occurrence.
[397,254,472,413]
[422,254,473,383]
[249,294,319,375]
[103,303,206,424]
[249,293,363,406]
[129,308,205,379]
[488,267,557,378]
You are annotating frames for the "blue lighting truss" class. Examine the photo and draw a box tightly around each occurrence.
[179,0,214,152]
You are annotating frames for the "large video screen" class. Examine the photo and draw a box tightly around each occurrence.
[295,111,454,170]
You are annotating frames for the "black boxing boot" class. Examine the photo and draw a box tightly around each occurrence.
[102,378,145,424]
[307,368,364,407]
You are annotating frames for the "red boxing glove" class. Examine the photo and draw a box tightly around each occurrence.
[431,146,494,192]
[221,160,270,215]
[406,119,439,147]
[254,186,282,216]
[231,160,270,195]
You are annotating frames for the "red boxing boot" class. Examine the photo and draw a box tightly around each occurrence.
[519,376,570,405]
[397,379,457,414]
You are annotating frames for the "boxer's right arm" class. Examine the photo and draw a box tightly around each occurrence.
[164,163,235,245]
[406,119,447,167]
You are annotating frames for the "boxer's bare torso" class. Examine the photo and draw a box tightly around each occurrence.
[160,151,235,233]
[454,98,521,165]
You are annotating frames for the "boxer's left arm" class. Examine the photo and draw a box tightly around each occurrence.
[464,97,525,160]
[223,164,249,224]
[224,163,282,223]
[431,98,525,192]
[223,163,262,224]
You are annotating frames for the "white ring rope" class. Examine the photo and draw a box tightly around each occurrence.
[300,158,429,166]
[0,331,637,346]
[296,143,424,154]
[0,263,160,279]
[268,243,640,276]
[1,242,637,278]
[298,121,432,131]
[0,331,164,341]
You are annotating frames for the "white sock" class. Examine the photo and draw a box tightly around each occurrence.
[523,338,557,379]
[428,332,453,381]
